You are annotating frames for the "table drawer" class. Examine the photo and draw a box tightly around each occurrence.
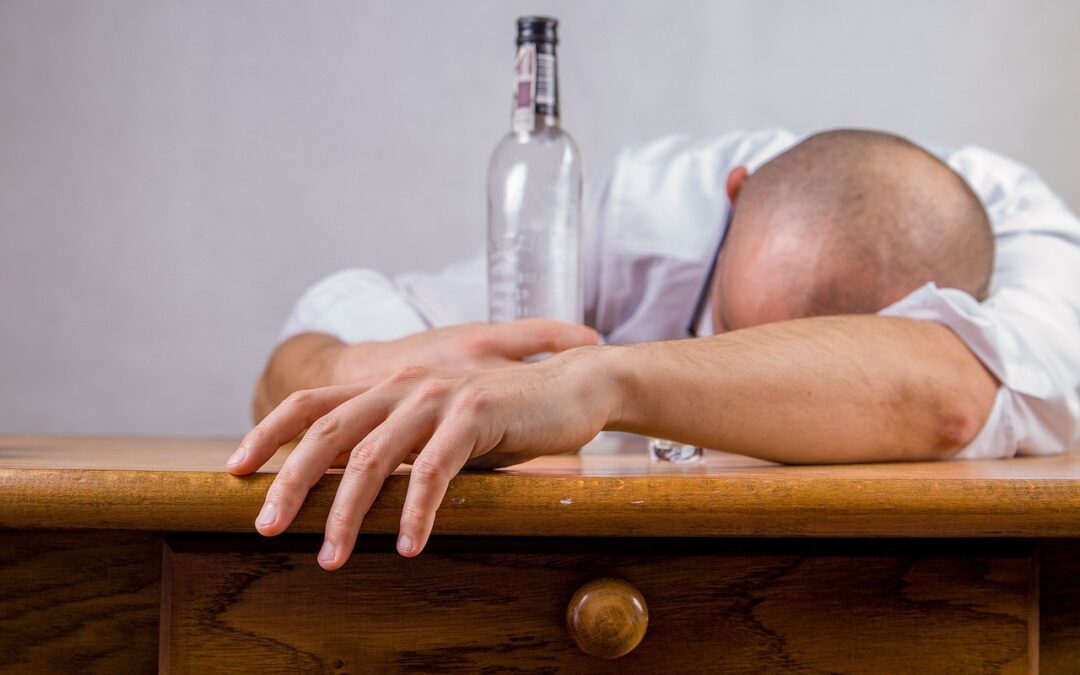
[161,537,1034,674]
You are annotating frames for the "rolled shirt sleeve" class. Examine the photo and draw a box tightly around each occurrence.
[278,252,488,345]
[278,268,429,345]
[880,146,1080,459]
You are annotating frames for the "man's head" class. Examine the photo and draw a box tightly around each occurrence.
[712,129,993,333]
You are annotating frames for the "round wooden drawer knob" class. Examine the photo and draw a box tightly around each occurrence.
[566,577,648,659]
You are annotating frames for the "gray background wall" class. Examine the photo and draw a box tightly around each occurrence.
[1,0,1077,435]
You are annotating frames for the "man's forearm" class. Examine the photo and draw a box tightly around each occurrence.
[599,315,998,463]
[253,333,345,422]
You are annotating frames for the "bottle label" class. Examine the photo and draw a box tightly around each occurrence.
[535,52,555,107]
[512,43,536,133]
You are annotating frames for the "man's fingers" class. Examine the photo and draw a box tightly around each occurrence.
[396,415,478,558]
[254,385,398,537]
[329,450,352,468]
[486,318,599,360]
[227,381,375,475]
[318,406,435,570]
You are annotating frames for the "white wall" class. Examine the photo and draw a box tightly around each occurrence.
[1,0,1077,434]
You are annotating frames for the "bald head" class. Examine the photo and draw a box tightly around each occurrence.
[714,129,993,332]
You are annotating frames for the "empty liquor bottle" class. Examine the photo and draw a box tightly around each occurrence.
[487,16,583,324]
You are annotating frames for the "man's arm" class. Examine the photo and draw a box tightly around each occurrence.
[604,315,998,463]
[230,313,999,568]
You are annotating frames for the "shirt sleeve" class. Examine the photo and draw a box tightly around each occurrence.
[278,252,487,345]
[880,146,1080,458]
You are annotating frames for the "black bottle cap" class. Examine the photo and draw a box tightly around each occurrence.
[516,16,558,45]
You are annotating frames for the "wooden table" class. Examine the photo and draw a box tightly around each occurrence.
[2,435,1079,673]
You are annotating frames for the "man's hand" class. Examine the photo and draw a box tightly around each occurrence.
[230,346,614,570]
[253,319,600,421]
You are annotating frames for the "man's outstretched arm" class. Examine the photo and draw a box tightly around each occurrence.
[604,315,998,463]
[229,313,999,568]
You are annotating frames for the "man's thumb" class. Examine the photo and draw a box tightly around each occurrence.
[487,318,600,359]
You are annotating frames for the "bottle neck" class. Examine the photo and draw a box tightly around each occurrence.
[511,40,560,134]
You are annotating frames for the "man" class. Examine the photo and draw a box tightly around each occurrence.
[227,128,1080,571]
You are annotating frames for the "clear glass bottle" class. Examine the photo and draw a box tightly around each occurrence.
[488,16,583,324]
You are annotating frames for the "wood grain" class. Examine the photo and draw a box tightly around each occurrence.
[0,530,161,673]
[1040,540,1080,673]
[4,436,1080,537]
[162,536,1034,674]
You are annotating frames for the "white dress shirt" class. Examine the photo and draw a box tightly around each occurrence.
[279,129,1080,460]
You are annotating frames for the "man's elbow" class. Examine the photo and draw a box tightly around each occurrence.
[927,395,989,460]
[920,332,1000,461]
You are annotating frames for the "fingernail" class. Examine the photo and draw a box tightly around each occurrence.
[397,534,414,554]
[256,502,277,528]
[227,445,247,466]
[318,540,335,563]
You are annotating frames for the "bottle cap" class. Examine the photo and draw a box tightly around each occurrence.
[516,16,558,45]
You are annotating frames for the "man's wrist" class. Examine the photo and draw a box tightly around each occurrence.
[559,343,637,433]
[280,333,349,390]
[318,339,352,386]
[254,333,347,421]
[598,344,639,432]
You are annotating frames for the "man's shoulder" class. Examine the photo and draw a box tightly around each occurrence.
[614,128,799,173]
[600,128,798,221]
[927,142,1076,232]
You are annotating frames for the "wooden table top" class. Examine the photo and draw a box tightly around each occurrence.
[3,434,1080,537]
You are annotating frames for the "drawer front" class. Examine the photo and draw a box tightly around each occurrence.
[161,538,1033,674]
[0,530,161,674]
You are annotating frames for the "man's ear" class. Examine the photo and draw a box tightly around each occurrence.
[726,166,749,205]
